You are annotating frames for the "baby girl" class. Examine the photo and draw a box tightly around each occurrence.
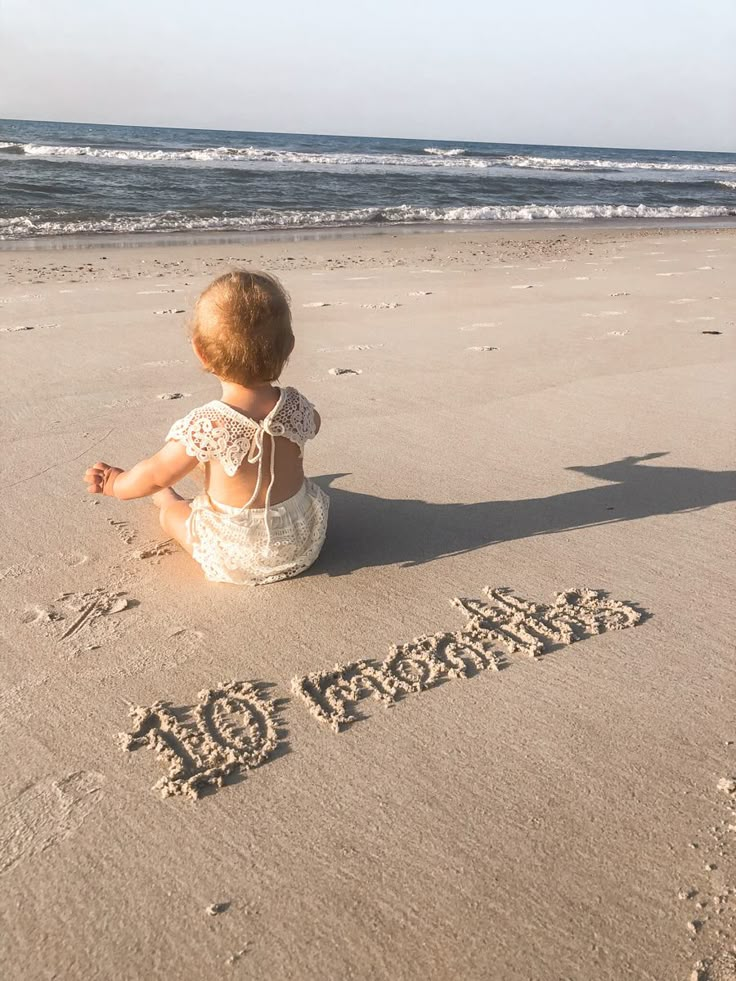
[84,270,328,585]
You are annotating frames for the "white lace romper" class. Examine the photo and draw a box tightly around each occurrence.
[166,386,329,585]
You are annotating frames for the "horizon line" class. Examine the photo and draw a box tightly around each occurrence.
[1,115,733,157]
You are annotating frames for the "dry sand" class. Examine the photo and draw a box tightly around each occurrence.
[1,224,735,980]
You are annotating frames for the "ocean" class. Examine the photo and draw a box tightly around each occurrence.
[1,118,735,241]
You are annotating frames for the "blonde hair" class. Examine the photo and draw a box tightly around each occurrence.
[191,270,294,386]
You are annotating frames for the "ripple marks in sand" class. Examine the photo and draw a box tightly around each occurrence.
[0,771,104,876]
[293,587,641,731]
[119,681,281,800]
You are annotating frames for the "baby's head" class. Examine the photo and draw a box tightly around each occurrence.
[191,270,294,387]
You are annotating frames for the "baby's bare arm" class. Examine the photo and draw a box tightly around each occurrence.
[84,441,198,500]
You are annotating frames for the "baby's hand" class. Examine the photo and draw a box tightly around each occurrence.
[84,461,124,496]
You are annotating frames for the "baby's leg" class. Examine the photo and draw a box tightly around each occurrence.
[153,489,193,555]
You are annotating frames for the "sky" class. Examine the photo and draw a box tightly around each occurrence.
[1,0,735,151]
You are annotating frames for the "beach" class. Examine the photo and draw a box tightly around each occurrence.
[1,223,735,980]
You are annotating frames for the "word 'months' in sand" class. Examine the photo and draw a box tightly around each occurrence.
[293,588,642,731]
[119,682,280,800]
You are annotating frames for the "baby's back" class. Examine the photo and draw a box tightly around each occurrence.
[166,385,320,511]
[207,433,305,508]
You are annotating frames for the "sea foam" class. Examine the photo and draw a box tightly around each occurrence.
[1,203,733,240]
[3,140,736,174]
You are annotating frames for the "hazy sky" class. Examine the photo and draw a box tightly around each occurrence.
[2,0,735,151]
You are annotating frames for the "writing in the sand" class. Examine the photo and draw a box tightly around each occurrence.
[120,587,641,799]
[291,587,641,730]
[119,681,281,800]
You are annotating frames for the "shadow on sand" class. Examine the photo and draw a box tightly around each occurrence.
[310,453,736,576]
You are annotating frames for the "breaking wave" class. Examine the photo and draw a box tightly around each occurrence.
[3,140,736,174]
[2,203,732,240]
[424,147,467,157]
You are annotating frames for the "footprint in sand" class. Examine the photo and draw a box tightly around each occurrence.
[701,330,723,335]
[408,291,433,296]
[696,266,714,271]
[0,772,105,876]
[226,943,252,965]
[574,276,590,281]
[656,271,685,277]
[137,289,179,295]
[459,322,500,332]
[62,551,90,568]
[303,301,331,308]
[153,308,185,315]
[328,367,362,376]
[156,392,190,400]
[670,298,698,305]
[511,284,536,289]
[346,276,376,281]
[467,346,499,352]
[361,302,401,309]
[610,291,630,296]
[119,681,282,799]
[0,323,58,333]
[166,627,206,642]
[108,518,136,544]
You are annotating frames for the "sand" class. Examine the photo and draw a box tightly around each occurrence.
[1,223,735,980]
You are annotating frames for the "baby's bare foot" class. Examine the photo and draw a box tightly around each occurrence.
[152,488,181,510]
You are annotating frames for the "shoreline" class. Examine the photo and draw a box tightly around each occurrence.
[3,215,736,253]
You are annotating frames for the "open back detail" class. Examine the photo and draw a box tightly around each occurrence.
[166,386,328,584]
[166,386,319,476]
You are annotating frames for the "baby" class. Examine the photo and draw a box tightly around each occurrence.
[84,270,328,585]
